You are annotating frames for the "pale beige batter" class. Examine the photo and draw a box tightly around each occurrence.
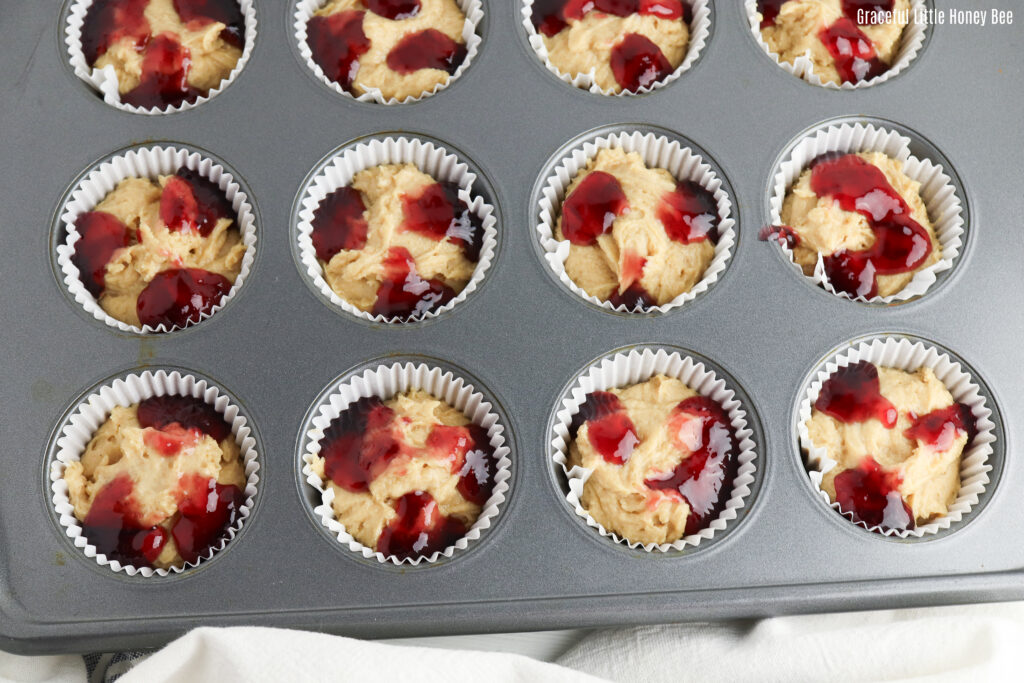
[64,404,246,569]
[543,12,688,92]
[315,0,467,100]
[782,151,940,298]
[321,164,475,312]
[758,0,910,85]
[569,375,721,545]
[95,0,242,95]
[88,176,245,327]
[807,366,967,524]
[310,391,483,550]
[556,148,715,306]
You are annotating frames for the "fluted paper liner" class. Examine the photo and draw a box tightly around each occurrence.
[521,0,710,95]
[49,370,261,577]
[798,337,995,537]
[295,136,497,324]
[537,130,735,314]
[300,361,512,565]
[551,348,757,552]
[66,0,258,114]
[294,0,483,104]
[56,145,258,334]
[744,0,927,89]
[769,122,963,303]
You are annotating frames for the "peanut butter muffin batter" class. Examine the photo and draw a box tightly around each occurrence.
[310,163,483,321]
[64,396,247,569]
[307,0,469,100]
[555,148,718,309]
[756,0,911,85]
[531,0,690,93]
[807,361,976,531]
[311,391,498,560]
[778,151,939,299]
[71,169,245,329]
[81,0,244,108]
[568,375,737,545]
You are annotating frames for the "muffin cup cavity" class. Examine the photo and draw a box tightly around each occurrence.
[521,0,711,95]
[768,121,963,304]
[798,336,995,538]
[49,369,261,578]
[550,347,758,553]
[56,144,258,334]
[744,0,927,89]
[294,0,483,104]
[536,129,735,315]
[300,360,513,566]
[65,0,258,114]
[294,135,498,324]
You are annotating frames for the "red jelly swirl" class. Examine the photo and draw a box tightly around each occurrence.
[571,391,639,465]
[372,246,457,320]
[311,186,369,261]
[658,180,720,244]
[905,403,976,452]
[531,0,688,38]
[818,17,888,84]
[320,396,402,493]
[833,455,913,531]
[561,171,630,246]
[306,10,371,93]
[815,360,898,428]
[400,182,484,261]
[386,29,467,76]
[377,491,468,560]
[160,167,235,237]
[72,211,134,298]
[136,267,233,329]
[610,33,673,92]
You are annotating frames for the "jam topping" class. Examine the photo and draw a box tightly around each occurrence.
[173,474,246,564]
[561,171,630,246]
[426,423,497,506]
[815,361,898,428]
[137,394,233,442]
[572,391,639,465]
[320,397,402,493]
[658,180,720,244]
[608,283,654,309]
[159,167,235,237]
[755,0,787,28]
[172,0,246,48]
[311,187,369,261]
[372,246,457,320]
[386,29,467,76]
[81,0,151,64]
[142,424,202,456]
[531,0,687,38]
[136,267,233,329]
[364,0,421,20]
[72,211,133,298]
[757,224,801,249]
[307,10,371,93]
[643,396,736,535]
[806,153,932,298]
[818,17,888,84]
[82,474,168,567]
[121,33,203,109]
[610,33,673,92]
[905,403,976,452]
[376,491,468,560]
[833,456,913,531]
[400,182,484,261]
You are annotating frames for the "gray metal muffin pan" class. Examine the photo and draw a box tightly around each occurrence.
[1,0,1022,655]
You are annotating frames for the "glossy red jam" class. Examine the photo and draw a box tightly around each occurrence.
[426,423,497,506]
[571,391,639,465]
[561,171,630,246]
[658,180,719,244]
[160,167,235,237]
[173,473,246,564]
[386,29,467,76]
[173,0,245,48]
[365,0,421,20]
[311,187,369,261]
[81,0,150,64]
[815,360,898,428]
[809,154,932,298]
[372,246,457,320]
[377,491,468,560]
[905,403,976,452]
[136,267,233,329]
[121,32,203,109]
[142,424,202,456]
[306,10,371,93]
[755,0,787,28]
[72,211,133,297]
[818,17,888,84]
[644,396,736,535]
[82,474,169,567]
[400,182,484,261]
[320,396,401,493]
[137,394,233,442]
[610,33,673,92]
[833,455,913,531]
[531,0,688,38]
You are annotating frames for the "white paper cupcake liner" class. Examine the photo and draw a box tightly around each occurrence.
[300,361,513,565]
[56,145,257,334]
[294,0,483,104]
[66,0,258,114]
[550,347,758,552]
[744,0,927,89]
[537,130,735,314]
[521,0,710,95]
[49,369,261,577]
[295,136,497,324]
[798,337,995,538]
[769,122,963,304]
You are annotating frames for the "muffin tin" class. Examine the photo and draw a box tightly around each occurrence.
[2,0,1023,655]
